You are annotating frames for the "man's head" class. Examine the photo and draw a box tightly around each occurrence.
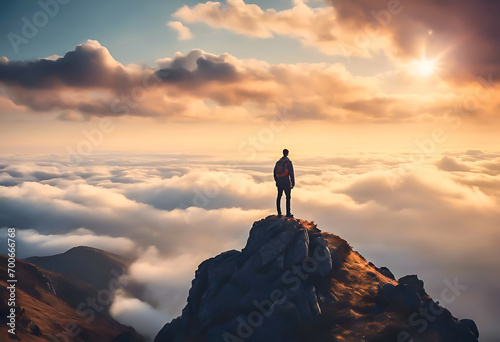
[283,149,289,156]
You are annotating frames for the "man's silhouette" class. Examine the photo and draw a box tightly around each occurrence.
[274,149,295,218]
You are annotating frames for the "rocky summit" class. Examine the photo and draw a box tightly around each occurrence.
[154,216,479,342]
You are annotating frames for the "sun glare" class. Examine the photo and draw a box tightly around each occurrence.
[414,58,437,76]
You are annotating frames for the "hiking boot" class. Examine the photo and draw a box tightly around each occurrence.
[286,213,294,218]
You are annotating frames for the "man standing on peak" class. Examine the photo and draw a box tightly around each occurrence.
[274,149,295,218]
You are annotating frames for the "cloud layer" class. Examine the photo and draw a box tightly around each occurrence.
[0,152,499,339]
[1,38,498,123]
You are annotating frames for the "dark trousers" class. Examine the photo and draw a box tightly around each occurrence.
[276,185,291,216]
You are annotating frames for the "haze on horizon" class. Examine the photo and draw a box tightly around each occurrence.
[0,0,499,341]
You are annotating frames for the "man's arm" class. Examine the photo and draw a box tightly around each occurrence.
[289,161,295,188]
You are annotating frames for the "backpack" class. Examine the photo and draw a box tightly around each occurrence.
[274,160,289,178]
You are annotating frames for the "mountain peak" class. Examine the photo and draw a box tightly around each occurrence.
[26,245,130,291]
[66,245,105,252]
[155,216,479,342]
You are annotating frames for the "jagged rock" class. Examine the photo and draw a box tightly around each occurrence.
[393,284,422,313]
[379,266,395,280]
[460,319,479,338]
[309,236,333,277]
[376,283,396,307]
[376,282,421,314]
[399,274,428,297]
[154,216,479,342]
[284,228,309,268]
[257,230,295,268]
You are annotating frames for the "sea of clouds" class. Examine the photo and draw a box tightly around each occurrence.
[0,151,499,340]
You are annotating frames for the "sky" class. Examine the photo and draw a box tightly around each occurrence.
[0,0,499,341]
[1,0,499,155]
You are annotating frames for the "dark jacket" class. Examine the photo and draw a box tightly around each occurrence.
[274,156,295,188]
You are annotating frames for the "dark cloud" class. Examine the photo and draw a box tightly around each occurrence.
[0,40,138,90]
[0,44,259,117]
[156,50,240,84]
[329,0,500,82]
[0,40,167,117]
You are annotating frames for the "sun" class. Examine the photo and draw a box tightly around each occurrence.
[413,58,437,77]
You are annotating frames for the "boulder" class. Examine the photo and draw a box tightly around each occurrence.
[460,319,479,339]
[379,266,395,280]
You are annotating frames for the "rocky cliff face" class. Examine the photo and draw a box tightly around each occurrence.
[155,216,479,342]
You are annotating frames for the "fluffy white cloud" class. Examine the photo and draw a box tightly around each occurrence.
[167,21,193,40]
[173,0,382,58]
[110,292,170,341]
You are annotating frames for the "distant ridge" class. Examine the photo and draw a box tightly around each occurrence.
[26,246,131,290]
[0,254,144,341]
